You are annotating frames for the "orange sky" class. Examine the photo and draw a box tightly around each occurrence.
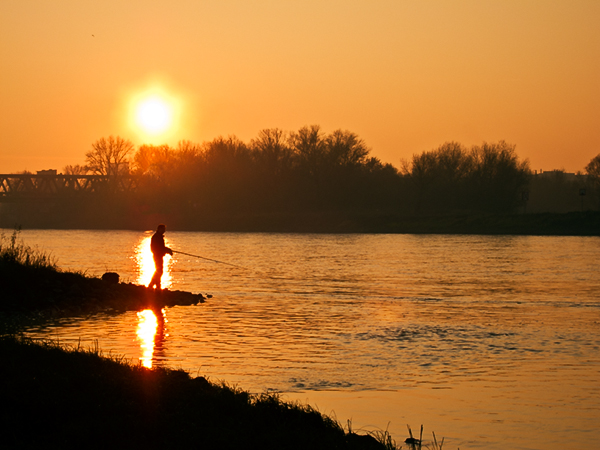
[1,0,598,174]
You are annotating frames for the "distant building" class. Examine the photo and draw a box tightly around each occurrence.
[36,169,57,176]
[534,169,582,183]
[527,169,594,213]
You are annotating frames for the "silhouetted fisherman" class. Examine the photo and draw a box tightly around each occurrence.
[148,224,173,291]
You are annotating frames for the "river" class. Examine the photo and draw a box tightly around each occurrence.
[7,228,600,450]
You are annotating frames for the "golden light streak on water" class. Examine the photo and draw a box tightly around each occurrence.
[136,309,158,368]
[134,235,173,289]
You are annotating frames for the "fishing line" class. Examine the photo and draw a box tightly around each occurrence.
[172,249,287,281]
[172,250,247,269]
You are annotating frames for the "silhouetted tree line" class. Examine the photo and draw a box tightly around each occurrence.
[52,128,600,228]
[5,127,596,229]
[86,127,403,226]
[400,141,531,213]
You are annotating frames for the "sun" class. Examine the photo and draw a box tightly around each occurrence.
[128,84,183,143]
[135,97,173,134]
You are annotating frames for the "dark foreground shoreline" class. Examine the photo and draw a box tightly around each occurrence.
[0,335,391,450]
[0,256,396,449]
[1,263,205,318]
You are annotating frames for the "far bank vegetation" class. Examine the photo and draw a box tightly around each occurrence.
[4,127,600,230]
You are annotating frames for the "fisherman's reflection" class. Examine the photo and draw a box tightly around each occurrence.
[136,308,168,368]
[152,307,167,366]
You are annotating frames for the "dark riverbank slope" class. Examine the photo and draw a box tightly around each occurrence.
[0,335,389,450]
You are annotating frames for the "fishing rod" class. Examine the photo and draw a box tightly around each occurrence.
[172,250,246,269]
[173,250,288,281]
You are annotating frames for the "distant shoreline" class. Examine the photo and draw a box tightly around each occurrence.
[2,210,599,236]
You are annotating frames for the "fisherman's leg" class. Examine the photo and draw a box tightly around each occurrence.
[149,257,164,289]
[148,271,160,289]
[154,258,164,290]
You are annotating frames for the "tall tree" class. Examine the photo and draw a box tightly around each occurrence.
[324,129,370,167]
[469,141,531,212]
[401,141,530,213]
[62,164,88,175]
[131,144,173,178]
[200,136,253,211]
[251,128,293,175]
[86,136,134,176]
[401,142,471,212]
[249,129,295,211]
[585,153,600,208]
[289,125,325,178]
[585,153,600,184]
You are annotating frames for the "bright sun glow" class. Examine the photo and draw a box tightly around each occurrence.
[135,96,173,134]
[129,84,182,143]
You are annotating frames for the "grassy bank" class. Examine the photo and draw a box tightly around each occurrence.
[0,230,204,328]
[0,335,394,450]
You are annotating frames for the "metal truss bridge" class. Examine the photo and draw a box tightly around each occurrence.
[0,174,137,201]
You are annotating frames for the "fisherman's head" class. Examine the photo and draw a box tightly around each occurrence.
[156,224,166,234]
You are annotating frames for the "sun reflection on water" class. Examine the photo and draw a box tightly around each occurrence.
[136,308,167,368]
[134,235,173,289]
[133,234,173,368]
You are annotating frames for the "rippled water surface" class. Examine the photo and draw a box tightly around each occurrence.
[11,229,600,450]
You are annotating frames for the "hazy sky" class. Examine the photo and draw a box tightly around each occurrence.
[1,0,598,173]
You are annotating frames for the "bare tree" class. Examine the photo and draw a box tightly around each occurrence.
[289,125,325,178]
[131,144,173,178]
[63,164,88,175]
[250,129,293,175]
[400,141,530,213]
[400,142,471,212]
[176,140,202,160]
[324,129,370,167]
[469,141,531,212]
[85,136,134,176]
